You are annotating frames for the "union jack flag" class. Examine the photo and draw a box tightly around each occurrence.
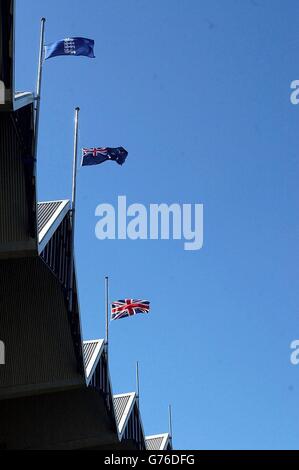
[111,299,150,321]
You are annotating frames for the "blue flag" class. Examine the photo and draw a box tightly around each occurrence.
[44,37,95,60]
[82,147,128,166]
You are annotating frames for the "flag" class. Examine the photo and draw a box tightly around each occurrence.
[82,147,128,166]
[44,37,95,60]
[111,299,150,320]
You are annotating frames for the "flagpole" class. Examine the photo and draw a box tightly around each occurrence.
[104,275,110,409]
[68,107,80,312]
[34,17,46,159]
[168,404,173,445]
[105,275,109,350]
[136,361,140,404]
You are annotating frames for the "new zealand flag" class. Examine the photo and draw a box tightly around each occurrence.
[81,147,128,166]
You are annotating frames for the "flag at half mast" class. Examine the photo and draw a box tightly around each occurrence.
[82,147,128,166]
[111,299,150,320]
[44,37,95,60]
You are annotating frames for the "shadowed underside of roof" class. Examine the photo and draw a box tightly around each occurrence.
[113,393,137,428]
[83,341,100,371]
[38,201,64,233]
[145,435,164,450]
[145,433,171,450]
[37,200,70,252]
[113,394,132,427]
[82,339,105,380]
[113,392,146,449]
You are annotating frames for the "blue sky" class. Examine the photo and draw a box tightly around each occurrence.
[16,0,299,449]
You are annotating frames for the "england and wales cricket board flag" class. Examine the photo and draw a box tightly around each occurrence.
[82,147,128,166]
[44,37,95,60]
[111,299,150,321]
